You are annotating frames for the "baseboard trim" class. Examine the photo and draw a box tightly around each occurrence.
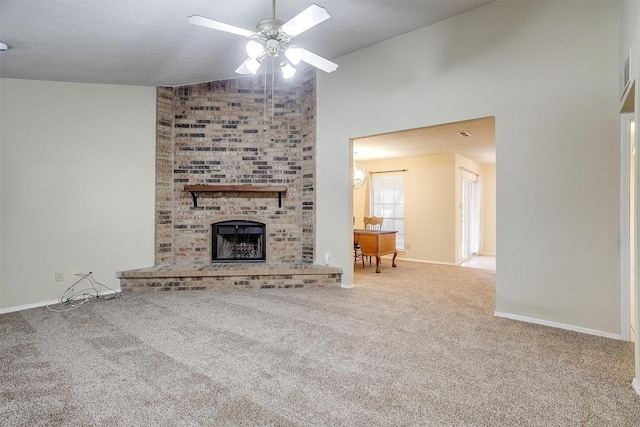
[0,299,59,314]
[396,257,456,266]
[633,378,640,395]
[0,290,122,314]
[494,311,623,340]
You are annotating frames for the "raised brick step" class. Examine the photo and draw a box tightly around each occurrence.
[117,263,343,291]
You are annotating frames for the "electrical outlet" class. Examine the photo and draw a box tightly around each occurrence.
[55,272,64,282]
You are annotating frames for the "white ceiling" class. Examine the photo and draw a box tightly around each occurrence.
[0,0,495,163]
[354,116,495,165]
[0,0,492,87]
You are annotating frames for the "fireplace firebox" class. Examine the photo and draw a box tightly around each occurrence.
[212,220,266,263]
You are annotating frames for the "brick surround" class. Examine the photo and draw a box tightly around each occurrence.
[118,68,342,290]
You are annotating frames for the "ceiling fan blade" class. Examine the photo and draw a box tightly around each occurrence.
[280,4,330,37]
[188,15,254,38]
[298,47,338,73]
[235,59,253,75]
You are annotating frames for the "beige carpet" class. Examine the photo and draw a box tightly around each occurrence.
[1,261,639,426]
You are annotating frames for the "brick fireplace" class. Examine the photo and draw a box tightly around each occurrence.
[117,68,342,291]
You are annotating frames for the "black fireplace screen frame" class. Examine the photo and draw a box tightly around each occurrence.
[212,220,266,263]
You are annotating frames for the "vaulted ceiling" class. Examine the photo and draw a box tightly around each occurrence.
[0,0,492,87]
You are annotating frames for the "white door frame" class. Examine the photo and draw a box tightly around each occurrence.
[620,112,635,342]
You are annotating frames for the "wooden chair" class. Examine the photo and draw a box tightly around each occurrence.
[353,215,365,266]
[364,216,383,230]
[362,217,383,265]
[354,242,364,267]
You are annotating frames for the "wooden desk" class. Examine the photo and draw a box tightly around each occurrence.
[353,230,398,273]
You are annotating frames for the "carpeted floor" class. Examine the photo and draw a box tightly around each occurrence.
[1,261,639,426]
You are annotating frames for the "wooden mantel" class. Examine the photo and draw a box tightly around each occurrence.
[183,185,287,208]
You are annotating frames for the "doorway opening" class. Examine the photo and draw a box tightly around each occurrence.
[351,116,495,269]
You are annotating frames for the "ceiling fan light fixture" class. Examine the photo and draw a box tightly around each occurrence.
[280,61,296,79]
[246,40,265,59]
[285,46,303,65]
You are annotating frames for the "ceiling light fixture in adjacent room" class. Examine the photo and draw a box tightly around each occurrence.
[459,131,472,137]
[353,162,367,189]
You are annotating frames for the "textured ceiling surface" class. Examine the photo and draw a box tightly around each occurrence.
[354,116,495,164]
[0,0,492,87]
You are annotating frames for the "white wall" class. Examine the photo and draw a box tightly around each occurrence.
[357,154,457,264]
[481,164,496,256]
[317,1,621,335]
[620,0,639,95]
[0,78,156,310]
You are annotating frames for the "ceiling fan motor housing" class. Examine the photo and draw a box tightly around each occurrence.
[255,18,291,57]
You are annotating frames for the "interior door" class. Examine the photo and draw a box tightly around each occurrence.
[461,170,480,260]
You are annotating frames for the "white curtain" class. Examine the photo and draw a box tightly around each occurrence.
[364,172,371,219]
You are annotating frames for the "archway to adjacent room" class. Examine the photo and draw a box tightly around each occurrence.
[350,116,496,272]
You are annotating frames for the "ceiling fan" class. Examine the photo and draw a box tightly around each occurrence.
[188,0,338,79]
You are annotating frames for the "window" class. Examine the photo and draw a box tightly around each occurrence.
[371,173,405,250]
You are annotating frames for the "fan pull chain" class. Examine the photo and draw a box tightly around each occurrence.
[263,62,267,134]
[271,58,275,127]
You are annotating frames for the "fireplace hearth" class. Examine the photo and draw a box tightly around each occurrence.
[212,220,266,263]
